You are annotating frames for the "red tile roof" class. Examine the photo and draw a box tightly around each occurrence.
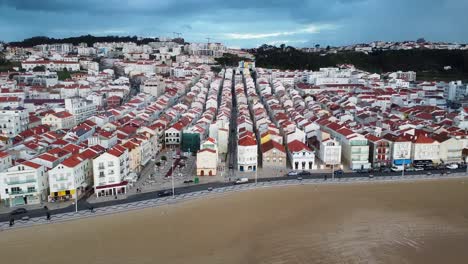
[22,161,42,169]
[62,155,83,168]
[287,140,311,152]
[238,135,257,146]
[261,140,285,153]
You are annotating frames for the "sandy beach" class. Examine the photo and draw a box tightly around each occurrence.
[1,178,468,264]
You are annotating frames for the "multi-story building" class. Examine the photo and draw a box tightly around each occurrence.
[21,60,80,72]
[318,138,342,167]
[0,106,29,137]
[47,155,91,201]
[287,139,315,170]
[0,151,13,172]
[41,111,75,131]
[237,134,258,172]
[196,137,218,176]
[334,128,371,170]
[0,161,48,207]
[92,145,130,197]
[433,134,463,164]
[412,135,440,165]
[260,140,286,168]
[65,97,96,124]
[366,135,392,168]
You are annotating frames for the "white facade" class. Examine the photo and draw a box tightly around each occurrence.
[319,139,342,165]
[41,112,75,131]
[65,97,97,124]
[0,107,29,137]
[48,156,91,201]
[412,141,440,162]
[0,162,48,207]
[93,146,130,197]
[237,142,258,172]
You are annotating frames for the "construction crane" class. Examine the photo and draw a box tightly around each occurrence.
[172,32,182,38]
[206,37,212,44]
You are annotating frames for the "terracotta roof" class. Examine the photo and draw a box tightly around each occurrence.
[238,135,257,146]
[22,161,42,169]
[0,151,10,158]
[287,140,311,152]
[413,135,436,144]
[62,155,83,168]
[261,140,285,153]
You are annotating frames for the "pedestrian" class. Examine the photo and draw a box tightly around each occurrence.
[89,205,94,213]
[9,217,14,227]
[324,174,327,181]
[46,212,51,221]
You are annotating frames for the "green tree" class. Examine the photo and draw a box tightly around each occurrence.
[32,65,46,72]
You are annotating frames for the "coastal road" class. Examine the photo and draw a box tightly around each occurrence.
[0,168,466,223]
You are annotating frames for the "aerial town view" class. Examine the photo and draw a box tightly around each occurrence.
[0,1,468,263]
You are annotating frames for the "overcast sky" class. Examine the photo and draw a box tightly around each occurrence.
[1,0,467,48]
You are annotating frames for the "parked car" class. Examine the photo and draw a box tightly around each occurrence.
[157,190,173,197]
[299,170,311,176]
[10,208,27,216]
[356,169,370,173]
[287,171,299,176]
[405,167,416,172]
[414,167,424,171]
[334,169,344,175]
[382,168,391,173]
[391,166,403,172]
[234,178,249,184]
[183,180,194,184]
[297,177,303,181]
[446,163,459,170]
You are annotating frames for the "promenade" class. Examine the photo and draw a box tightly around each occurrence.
[2,172,467,231]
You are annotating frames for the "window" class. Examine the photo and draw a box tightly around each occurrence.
[5,189,8,194]
[108,161,114,167]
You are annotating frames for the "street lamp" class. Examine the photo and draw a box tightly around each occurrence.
[74,186,78,213]
[172,150,175,198]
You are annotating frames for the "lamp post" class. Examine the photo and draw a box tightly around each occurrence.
[74,187,78,213]
[172,150,175,198]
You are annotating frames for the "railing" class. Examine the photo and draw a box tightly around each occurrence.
[11,189,36,195]
[55,177,68,182]
[6,178,36,185]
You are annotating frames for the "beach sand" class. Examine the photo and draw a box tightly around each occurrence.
[1,179,468,264]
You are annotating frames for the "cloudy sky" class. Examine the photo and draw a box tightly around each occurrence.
[1,0,467,48]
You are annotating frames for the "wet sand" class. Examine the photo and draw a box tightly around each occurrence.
[1,179,468,264]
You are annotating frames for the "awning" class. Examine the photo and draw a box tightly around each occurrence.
[96,181,128,190]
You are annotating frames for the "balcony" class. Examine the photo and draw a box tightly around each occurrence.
[6,178,36,185]
[55,177,68,182]
[11,189,37,195]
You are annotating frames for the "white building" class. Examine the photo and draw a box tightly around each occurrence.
[65,97,97,124]
[41,111,75,131]
[319,138,342,166]
[0,151,13,172]
[47,155,91,201]
[93,145,130,197]
[0,161,48,207]
[237,135,258,172]
[196,138,219,176]
[22,60,80,72]
[412,135,440,164]
[287,140,315,170]
[0,106,29,137]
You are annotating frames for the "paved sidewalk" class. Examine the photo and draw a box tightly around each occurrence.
[2,173,466,231]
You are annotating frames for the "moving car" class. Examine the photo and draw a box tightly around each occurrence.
[10,208,27,216]
[157,190,173,197]
[287,171,299,176]
[446,163,459,170]
[234,178,249,184]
